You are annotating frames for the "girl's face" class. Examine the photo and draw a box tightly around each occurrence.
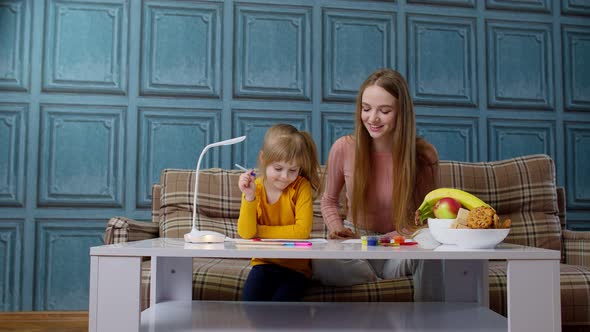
[264,160,300,192]
[361,85,398,142]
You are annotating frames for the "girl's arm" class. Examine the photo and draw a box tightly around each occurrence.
[256,179,313,239]
[237,182,260,239]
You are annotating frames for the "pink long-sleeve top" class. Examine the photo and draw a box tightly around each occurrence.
[320,136,438,234]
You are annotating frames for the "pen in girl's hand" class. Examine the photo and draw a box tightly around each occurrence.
[235,163,256,177]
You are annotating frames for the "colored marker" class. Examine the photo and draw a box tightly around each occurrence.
[235,240,312,247]
[235,163,256,177]
[284,242,313,247]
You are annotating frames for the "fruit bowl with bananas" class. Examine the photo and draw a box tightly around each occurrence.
[415,188,511,249]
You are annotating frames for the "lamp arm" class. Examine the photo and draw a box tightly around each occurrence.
[191,145,211,231]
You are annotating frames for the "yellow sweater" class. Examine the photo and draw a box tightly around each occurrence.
[237,176,313,278]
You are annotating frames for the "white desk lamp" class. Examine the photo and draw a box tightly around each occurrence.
[184,136,246,243]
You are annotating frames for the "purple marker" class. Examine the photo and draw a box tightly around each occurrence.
[235,164,256,177]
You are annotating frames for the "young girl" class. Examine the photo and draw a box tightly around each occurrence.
[237,123,321,301]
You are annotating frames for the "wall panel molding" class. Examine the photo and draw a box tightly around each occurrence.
[323,8,394,101]
[0,0,30,91]
[34,220,105,310]
[137,108,220,207]
[407,0,476,8]
[141,1,221,97]
[0,220,22,311]
[562,0,590,16]
[408,14,476,106]
[417,116,478,162]
[486,0,551,13]
[232,110,310,166]
[562,25,590,112]
[234,3,311,100]
[321,112,354,164]
[488,119,555,161]
[0,103,26,207]
[43,0,128,94]
[565,123,590,209]
[38,105,124,207]
[487,20,554,110]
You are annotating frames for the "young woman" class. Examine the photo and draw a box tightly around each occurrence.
[238,124,321,301]
[315,68,443,301]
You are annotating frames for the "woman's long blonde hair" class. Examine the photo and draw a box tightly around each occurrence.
[258,124,321,198]
[351,68,417,235]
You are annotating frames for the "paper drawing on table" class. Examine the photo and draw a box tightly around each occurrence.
[227,238,327,244]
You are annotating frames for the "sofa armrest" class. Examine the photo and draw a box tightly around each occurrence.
[104,216,160,244]
[562,229,590,267]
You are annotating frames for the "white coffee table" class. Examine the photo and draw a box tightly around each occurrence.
[88,238,561,332]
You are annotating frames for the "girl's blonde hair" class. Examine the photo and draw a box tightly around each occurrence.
[258,124,321,198]
[351,68,417,235]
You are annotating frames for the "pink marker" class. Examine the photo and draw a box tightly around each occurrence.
[284,242,312,247]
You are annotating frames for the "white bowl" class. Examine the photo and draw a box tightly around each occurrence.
[453,228,510,249]
[427,218,457,245]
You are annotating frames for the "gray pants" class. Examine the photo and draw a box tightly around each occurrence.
[311,259,444,302]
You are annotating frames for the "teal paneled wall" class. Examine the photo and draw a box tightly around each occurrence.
[0,0,588,311]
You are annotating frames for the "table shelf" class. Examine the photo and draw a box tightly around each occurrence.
[140,301,507,332]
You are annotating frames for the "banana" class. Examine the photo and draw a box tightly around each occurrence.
[415,188,491,225]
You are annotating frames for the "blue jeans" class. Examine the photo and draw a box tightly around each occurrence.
[242,264,309,301]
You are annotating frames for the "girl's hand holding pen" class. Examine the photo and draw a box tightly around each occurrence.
[235,164,256,177]
[236,164,256,201]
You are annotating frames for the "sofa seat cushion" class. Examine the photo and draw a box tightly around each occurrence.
[438,155,561,251]
[488,261,590,328]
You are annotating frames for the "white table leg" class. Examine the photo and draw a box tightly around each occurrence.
[150,256,193,306]
[88,256,142,332]
[507,259,560,332]
[443,260,488,305]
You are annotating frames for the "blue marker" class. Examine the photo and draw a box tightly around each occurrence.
[235,163,256,177]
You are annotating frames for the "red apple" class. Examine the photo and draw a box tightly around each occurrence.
[433,197,461,219]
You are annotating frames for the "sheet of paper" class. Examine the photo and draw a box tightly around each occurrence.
[227,238,327,243]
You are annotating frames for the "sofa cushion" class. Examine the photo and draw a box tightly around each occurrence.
[158,168,330,239]
[438,154,561,251]
[158,168,241,238]
[488,261,590,329]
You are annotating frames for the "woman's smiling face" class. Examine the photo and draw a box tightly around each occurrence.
[361,85,398,143]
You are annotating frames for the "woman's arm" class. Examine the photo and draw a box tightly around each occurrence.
[320,138,349,234]
[414,138,439,209]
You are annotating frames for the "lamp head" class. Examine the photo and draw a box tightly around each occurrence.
[207,136,246,148]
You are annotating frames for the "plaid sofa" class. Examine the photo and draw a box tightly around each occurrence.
[105,154,590,331]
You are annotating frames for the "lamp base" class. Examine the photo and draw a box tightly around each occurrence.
[184,229,227,243]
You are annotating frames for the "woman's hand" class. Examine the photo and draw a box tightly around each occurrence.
[383,231,400,239]
[238,171,256,201]
[328,227,358,239]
